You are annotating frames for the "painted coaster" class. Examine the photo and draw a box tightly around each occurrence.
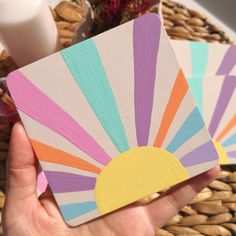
[7,14,218,226]
[171,40,236,77]
[172,40,236,165]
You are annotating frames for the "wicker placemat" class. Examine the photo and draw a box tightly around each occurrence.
[0,1,236,235]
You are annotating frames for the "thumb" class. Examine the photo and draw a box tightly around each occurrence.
[6,122,38,202]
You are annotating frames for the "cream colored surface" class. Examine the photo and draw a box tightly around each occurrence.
[20,111,104,169]
[206,44,230,76]
[226,144,236,153]
[202,75,225,127]
[228,157,236,164]
[230,65,236,75]
[171,40,192,77]
[149,27,180,145]
[214,88,236,139]
[55,190,96,205]
[186,159,218,177]
[67,209,100,226]
[20,53,119,158]
[93,21,136,148]
[40,161,98,178]
[174,128,210,159]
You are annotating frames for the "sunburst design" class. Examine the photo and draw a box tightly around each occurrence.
[172,41,236,164]
[7,14,218,226]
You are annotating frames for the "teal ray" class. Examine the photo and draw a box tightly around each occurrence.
[167,107,205,153]
[187,42,209,114]
[61,39,129,153]
[190,42,209,76]
[60,201,97,221]
[222,133,236,147]
[187,76,203,114]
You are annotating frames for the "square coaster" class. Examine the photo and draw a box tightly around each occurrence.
[7,14,218,226]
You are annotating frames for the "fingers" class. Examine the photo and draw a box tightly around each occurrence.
[6,122,38,202]
[145,166,220,229]
[39,186,63,219]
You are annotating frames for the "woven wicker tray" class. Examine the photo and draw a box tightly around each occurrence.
[1,1,236,235]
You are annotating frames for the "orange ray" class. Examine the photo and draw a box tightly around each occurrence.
[30,139,101,174]
[216,115,236,142]
[154,69,188,147]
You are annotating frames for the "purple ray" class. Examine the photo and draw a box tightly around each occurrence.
[217,45,236,75]
[227,151,236,158]
[180,141,218,167]
[44,171,96,193]
[133,13,161,146]
[208,75,236,137]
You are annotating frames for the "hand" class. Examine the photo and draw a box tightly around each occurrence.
[2,122,220,236]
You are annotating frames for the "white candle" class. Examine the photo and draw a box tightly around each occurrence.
[0,0,62,67]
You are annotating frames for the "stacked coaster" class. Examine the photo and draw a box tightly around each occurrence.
[156,1,236,235]
[0,0,236,235]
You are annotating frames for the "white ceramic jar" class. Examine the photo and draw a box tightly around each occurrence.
[0,0,62,67]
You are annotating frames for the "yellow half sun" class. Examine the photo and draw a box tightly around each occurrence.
[214,141,228,165]
[95,146,189,214]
